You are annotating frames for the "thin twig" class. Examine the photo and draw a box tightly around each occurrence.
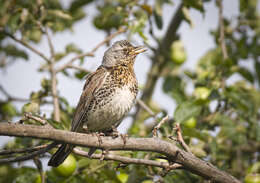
[23,113,52,127]
[33,157,45,183]
[73,148,182,170]
[0,142,57,164]
[50,65,60,122]
[137,99,156,117]
[2,31,51,63]
[45,26,55,59]
[217,0,228,60]
[0,144,48,156]
[153,115,169,137]
[39,24,60,122]
[66,65,91,73]
[173,123,193,154]
[56,27,126,73]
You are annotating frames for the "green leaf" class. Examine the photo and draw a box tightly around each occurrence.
[174,100,202,123]
[163,75,186,104]
[47,10,72,20]
[13,166,38,183]
[75,70,88,79]
[47,119,65,130]
[69,0,93,12]
[237,67,254,83]
[153,0,163,29]
[183,0,204,12]
[54,52,66,61]
[66,43,82,54]
[0,102,17,117]
[255,60,260,86]
[2,44,28,60]
[182,127,208,141]
[22,102,40,114]
[182,7,194,28]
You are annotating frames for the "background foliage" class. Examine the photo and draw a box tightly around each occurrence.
[0,0,259,183]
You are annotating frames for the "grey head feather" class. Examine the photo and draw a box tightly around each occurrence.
[102,40,135,67]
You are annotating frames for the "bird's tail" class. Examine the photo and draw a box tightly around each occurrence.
[48,144,73,167]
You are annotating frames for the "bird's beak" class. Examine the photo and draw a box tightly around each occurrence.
[132,46,147,55]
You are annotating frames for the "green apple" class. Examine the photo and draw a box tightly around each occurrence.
[53,154,77,177]
[155,158,168,163]
[248,162,260,174]
[245,173,260,183]
[194,87,211,100]
[141,180,154,183]
[117,173,128,183]
[34,174,41,183]
[170,40,187,64]
[183,117,197,129]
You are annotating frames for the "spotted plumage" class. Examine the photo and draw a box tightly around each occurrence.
[48,40,146,167]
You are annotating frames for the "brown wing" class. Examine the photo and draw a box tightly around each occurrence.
[70,66,108,132]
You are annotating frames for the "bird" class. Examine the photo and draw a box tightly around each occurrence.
[48,40,146,167]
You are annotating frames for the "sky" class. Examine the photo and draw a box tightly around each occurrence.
[0,0,256,166]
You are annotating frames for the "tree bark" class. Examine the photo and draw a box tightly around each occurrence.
[0,123,240,183]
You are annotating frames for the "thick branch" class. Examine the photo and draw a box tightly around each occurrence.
[0,123,240,183]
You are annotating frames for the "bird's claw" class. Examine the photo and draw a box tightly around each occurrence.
[100,149,108,161]
[95,132,105,146]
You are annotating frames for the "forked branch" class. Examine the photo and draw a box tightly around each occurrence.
[0,123,240,183]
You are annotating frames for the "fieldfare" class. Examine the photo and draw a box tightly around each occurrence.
[48,40,146,167]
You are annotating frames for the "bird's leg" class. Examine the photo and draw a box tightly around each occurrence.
[120,134,128,145]
[82,125,89,133]
[105,126,119,138]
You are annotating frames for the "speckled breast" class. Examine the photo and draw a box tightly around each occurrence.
[85,83,137,132]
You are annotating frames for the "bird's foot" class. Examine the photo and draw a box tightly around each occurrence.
[100,149,108,161]
[106,126,120,139]
[95,132,105,146]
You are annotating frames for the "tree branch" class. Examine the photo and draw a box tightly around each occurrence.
[137,99,156,117]
[133,4,184,122]
[0,144,48,156]
[173,123,192,154]
[50,65,60,122]
[73,148,182,170]
[65,65,91,73]
[217,0,228,60]
[2,31,51,63]
[0,123,240,183]
[153,115,169,137]
[0,142,57,164]
[45,26,55,59]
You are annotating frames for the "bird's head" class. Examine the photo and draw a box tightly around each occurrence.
[102,40,146,67]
